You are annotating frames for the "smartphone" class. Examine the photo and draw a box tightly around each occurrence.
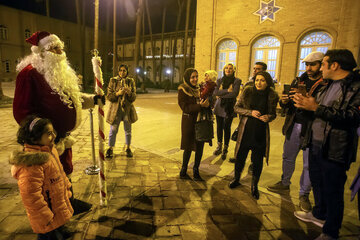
[297,83,307,96]
[283,84,291,94]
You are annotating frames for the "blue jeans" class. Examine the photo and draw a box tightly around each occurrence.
[310,143,347,239]
[281,123,311,196]
[108,115,131,147]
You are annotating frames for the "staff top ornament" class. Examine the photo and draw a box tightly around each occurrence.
[253,0,282,24]
[91,49,104,96]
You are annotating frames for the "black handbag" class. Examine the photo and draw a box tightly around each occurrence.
[195,120,214,142]
[231,127,239,141]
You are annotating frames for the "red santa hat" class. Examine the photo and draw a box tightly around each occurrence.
[26,31,64,54]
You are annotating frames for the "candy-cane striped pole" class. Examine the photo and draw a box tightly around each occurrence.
[91,50,107,206]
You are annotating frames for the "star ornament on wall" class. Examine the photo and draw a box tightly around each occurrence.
[253,0,282,23]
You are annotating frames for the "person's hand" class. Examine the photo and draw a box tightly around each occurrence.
[125,87,132,95]
[281,94,290,104]
[116,88,125,96]
[251,110,261,118]
[228,84,233,93]
[200,99,209,108]
[293,93,318,111]
[259,114,270,122]
[94,94,106,105]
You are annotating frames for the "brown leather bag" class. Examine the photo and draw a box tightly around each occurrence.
[129,104,138,123]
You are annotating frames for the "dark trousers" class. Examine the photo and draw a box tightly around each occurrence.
[234,144,264,181]
[216,115,233,146]
[309,144,347,239]
[37,227,64,240]
[182,141,205,171]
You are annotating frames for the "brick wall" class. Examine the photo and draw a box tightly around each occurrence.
[195,0,360,86]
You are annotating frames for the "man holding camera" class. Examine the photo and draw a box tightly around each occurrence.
[267,51,326,212]
[292,49,360,240]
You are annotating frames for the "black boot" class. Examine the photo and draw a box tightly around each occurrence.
[105,148,113,158]
[126,147,133,158]
[193,151,203,181]
[229,180,241,188]
[229,160,242,189]
[179,167,190,179]
[68,178,92,215]
[251,176,260,200]
[193,168,203,181]
[221,145,228,160]
[180,151,191,179]
[213,142,222,155]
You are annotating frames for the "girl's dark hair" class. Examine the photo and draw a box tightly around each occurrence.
[254,71,274,88]
[17,115,52,146]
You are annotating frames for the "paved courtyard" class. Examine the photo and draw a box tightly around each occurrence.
[0,82,359,239]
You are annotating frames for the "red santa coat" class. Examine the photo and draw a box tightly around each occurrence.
[13,64,93,175]
[13,65,77,137]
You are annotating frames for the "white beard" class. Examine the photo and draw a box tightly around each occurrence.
[17,51,83,111]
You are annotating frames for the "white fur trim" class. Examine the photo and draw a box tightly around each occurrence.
[72,103,82,132]
[55,135,76,156]
[55,139,65,156]
[38,34,64,50]
[64,135,76,149]
[31,45,41,54]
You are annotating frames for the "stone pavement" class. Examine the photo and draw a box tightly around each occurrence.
[0,82,359,240]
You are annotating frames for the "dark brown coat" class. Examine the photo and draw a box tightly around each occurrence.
[178,85,202,151]
[233,86,279,165]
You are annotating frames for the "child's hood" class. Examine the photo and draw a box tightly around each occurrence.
[9,150,50,167]
[10,150,50,179]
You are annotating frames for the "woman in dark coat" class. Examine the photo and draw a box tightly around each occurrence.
[178,68,209,180]
[213,63,241,160]
[229,71,279,199]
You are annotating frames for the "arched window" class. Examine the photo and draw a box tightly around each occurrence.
[216,39,237,78]
[25,29,31,39]
[251,35,280,79]
[0,25,8,40]
[297,31,332,76]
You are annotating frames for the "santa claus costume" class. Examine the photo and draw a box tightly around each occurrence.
[13,31,97,214]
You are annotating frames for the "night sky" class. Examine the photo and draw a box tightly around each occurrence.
[0,0,197,37]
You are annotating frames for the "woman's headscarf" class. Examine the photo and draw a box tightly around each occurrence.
[250,71,273,114]
[179,68,200,98]
[183,68,198,88]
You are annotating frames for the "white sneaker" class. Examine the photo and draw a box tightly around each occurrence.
[294,211,325,228]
